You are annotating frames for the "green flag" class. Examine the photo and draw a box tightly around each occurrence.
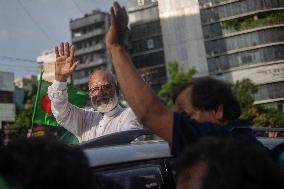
[33,79,89,127]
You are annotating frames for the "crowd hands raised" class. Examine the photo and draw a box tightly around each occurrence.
[1,2,283,189]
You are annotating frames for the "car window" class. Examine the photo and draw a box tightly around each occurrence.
[98,165,164,189]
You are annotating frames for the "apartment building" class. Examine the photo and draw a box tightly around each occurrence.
[199,0,284,109]
[128,0,168,92]
[69,10,110,90]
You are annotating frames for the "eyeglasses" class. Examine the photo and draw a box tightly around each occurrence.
[89,83,113,95]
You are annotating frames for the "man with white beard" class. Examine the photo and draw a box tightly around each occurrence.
[48,42,142,143]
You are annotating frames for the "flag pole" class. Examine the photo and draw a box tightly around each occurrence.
[31,71,44,132]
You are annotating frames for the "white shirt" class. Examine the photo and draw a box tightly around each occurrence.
[48,80,142,143]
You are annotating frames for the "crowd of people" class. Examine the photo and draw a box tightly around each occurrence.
[0,1,283,189]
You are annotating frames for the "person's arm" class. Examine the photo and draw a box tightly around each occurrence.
[48,42,85,137]
[106,2,173,142]
[48,80,85,136]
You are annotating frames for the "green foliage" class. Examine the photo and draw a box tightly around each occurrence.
[221,10,284,31]
[231,79,257,120]
[10,90,36,139]
[158,61,197,109]
[253,107,284,128]
[231,79,284,128]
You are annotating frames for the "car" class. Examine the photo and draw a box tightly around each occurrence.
[80,129,175,189]
[79,128,284,189]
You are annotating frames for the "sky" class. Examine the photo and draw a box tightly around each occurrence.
[0,0,127,79]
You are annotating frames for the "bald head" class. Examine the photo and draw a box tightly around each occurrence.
[88,71,116,89]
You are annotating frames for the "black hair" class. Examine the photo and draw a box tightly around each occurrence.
[176,137,284,189]
[173,76,241,121]
[0,137,97,189]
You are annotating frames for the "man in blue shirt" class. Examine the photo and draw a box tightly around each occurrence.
[107,2,259,155]
[171,78,258,155]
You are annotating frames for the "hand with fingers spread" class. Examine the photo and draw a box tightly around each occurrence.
[55,42,79,82]
[106,1,129,49]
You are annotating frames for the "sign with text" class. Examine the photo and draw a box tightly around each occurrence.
[218,63,284,85]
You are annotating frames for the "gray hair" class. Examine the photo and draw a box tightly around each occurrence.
[88,70,117,87]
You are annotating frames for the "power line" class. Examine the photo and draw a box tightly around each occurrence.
[16,0,55,46]
[0,55,36,63]
[0,61,39,70]
[0,65,38,71]
[0,69,38,74]
[71,0,84,14]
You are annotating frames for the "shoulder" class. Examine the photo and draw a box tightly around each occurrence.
[173,112,197,128]
[120,107,137,118]
[84,108,102,120]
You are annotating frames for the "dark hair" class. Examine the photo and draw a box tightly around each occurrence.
[173,76,241,121]
[176,137,284,189]
[0,137,97,189]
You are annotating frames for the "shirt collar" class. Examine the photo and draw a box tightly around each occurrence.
[104,104,123,117]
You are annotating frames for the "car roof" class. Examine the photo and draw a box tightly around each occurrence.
[81,129,284,168]
[257,137,284,149]
[84,140,171,168]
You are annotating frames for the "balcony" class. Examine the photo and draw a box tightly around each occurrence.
[72,28,105,43]
[73,77,89,86]
[70,13,106,30]
[75,43,105,56]
[76,58,106,70]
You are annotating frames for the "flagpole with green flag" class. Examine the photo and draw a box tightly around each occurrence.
[31,71,44,131]
[31,72,88,143]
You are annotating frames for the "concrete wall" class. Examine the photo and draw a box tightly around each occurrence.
[158,0,208,76]
[0,71,14,92]
[0,103,15,129]
[37,49,56,83]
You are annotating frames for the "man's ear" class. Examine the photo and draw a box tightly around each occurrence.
[214,105,224,121]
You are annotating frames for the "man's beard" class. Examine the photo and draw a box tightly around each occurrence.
[91,94,118,113]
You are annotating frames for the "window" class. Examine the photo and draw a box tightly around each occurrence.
[0,91,13,103]
[101,166,164,189]
[147,39,154,49]
[138,0,144,6]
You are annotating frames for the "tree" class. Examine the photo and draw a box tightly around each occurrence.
[231,79,284,128]
[158,61,197,109]
[10,88,67,140]
[231,79,258,120]
[10,89,36,139]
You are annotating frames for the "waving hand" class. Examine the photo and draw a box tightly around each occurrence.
[55,42,79,82]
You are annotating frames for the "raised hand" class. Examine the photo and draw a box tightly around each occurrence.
[106,1,129,49]
[54,42,79,82]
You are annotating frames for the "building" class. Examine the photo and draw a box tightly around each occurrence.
[36,48,56,83]
[132,0,284,109]
[14,75,37,110]
[0,71,15,145]
[13,87,25,109]
[158,0,209,76]
[198,0,284,110]
[14,75,37,92]
[128,0,168,92]
[69,10,111,90]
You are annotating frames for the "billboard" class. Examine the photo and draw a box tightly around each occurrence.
[218,63,284,85]
[0,71,14,92]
